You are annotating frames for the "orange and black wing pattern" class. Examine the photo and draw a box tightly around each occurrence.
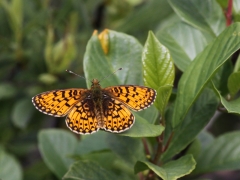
[32,89,88,117]
[104,85,156,111]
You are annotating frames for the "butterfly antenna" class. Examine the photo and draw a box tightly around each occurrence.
[100,68,122,82]
[66,69,86,79]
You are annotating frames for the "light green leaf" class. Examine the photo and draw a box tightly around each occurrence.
[120,113,164,137]
[11,98,35,129]
[38,129,78,179]
[142,31,174,114]
[155,85,172,117]
[63,160,119,180]
[135,154,196,180]
[157,22,210,71]
[0,147,23,180]
[213,82,240,114]
[172,23,240,128]
[162,88,218,161]
[83,30,143,88]
[169,0,225,36]
[227,71,240,96]
[192,131,240,175]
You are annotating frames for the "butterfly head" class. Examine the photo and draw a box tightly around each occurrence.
[91,79,101,88]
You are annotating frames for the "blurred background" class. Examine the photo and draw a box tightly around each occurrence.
[0,0,240,180]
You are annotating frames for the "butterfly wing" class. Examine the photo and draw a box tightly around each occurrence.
[66,99,99,134]
[104,86,156,111]
[32,89,89,117]
[102,97,135,133]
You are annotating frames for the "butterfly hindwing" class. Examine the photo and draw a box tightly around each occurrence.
[103,97,135,133]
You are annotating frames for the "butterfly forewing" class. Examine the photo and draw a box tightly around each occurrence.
[32,89,88,117]
[104,86,156,111]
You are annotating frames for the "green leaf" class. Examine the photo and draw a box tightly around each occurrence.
[192,131,240,175]
[38,129,78,179]
[233,54,240,72]
[0,83,17,100]
[212,60,233,96]
[157,22,210,71]
[162,88,218,161]
[227,71,240,96]
[142,31,174,114]
[134,154,196,180]
[83,30,143,88]
[155,85,172,117]
[213,82,240,114]
[0,147,23,180]
[106,135,145,168]
[168,0,225,36]
[120,113,164,137]
[11,98,35,129]
[172,23,240,128]
[63,160,119,180]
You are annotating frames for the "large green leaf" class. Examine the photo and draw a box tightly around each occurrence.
[142,31,174,115]
[0,147,22,180]
[162,88,218,161]
[168,0,225,36]
[172,23,240,128]
[157,22,210,71]
[135,154,196,180]
[83,30,143,88]
[192,131,240,175]
[38,129,78,179]
[63,160,120,180]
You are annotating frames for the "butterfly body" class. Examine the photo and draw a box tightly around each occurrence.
[32,79,156,135]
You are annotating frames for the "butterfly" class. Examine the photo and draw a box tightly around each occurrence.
[32,78,156,134]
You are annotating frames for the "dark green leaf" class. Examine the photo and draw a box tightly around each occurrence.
[106,135,145,168]
[192,131,240,175]
[162,88,218,161]
[63,160,119,180]
[172,23,240,128]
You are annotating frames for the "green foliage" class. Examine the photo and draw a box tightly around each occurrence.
[1,0,240,180]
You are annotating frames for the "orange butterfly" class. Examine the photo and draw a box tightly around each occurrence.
[32,78,156,134]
